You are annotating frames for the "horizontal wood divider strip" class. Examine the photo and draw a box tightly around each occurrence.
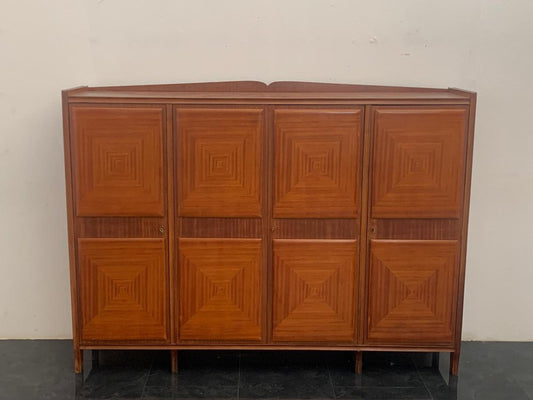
[180,217,262,238]
[77,217,166,237]
[371,219,461,240]
[273,219,358,239]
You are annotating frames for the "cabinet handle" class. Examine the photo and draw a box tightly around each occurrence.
[159,225,166,234]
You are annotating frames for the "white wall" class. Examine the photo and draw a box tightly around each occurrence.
[1,0,532,340]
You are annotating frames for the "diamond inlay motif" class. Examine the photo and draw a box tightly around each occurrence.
[71,106,164,216]
[78,238,168,342]
[274,109,361,218]
[371,108,467,218]
[178,109,263,216]
[273,240,357,342]
[367,240,458,344]
[179,239,262,341]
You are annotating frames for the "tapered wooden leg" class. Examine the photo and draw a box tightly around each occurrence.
[450,351,460,376]
[74,349,83,374]
[170,350,178,374]
[355,351,363,374]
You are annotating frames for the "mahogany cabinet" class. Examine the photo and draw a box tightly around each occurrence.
[62,81,476,375]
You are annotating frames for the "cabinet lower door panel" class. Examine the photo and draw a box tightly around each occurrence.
[366,240,458,345]
[273,240,357,343]
[179,238,263,342]
[78,238,168,342]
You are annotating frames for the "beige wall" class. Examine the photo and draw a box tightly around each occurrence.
[1,0,532,340]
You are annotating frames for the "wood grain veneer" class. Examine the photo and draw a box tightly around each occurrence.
[366,240,458,345]
[273,109,361,218]
[178,238,263,342]
[176,108,263,217]
[70,106,165,217]
[272,240,357,343]
[78,238,168,342]
[62,81,476,376]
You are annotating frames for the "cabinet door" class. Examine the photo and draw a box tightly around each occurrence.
[78,239,168,342]
[71,105,170,345]
[273,109,361,218]
[371,107,467,218]
[365,106,468,346]
[70,106,165,217]
[273,240,356,342]
[176,107,265,343]
[179,238,263,341]
[367,240,458,345]
[177,108,263,217]
[271,108,362,344]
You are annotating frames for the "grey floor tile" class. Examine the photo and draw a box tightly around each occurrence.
[1,341,533,400]
[334,386,431,399]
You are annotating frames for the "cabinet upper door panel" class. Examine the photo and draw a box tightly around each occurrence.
[371,107,467,218]
[177,108,263,217]
[274,109,362,218]
[70,106,165,217]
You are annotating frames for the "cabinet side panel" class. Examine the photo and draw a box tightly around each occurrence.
[62,91,80,350]
[455,96,477,351]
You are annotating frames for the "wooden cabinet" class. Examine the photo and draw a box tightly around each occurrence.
[62,81,476,376]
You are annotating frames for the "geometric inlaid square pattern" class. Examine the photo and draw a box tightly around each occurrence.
[179,238,262,341]
[177,108,263,217]
[70,106,165,216]
[273,239,357,342]
[273,109,362,218]
[371,107,467,218]
[367,240,458,345]
[77,238,168,342]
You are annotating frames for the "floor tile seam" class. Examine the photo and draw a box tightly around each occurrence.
[411,354,435,400]
[140,354,156,398]
[324,355,338,399]
[237,351,242,399]
[506,375,533,400]
[333,385,429,389]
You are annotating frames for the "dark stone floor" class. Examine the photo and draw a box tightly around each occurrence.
[0,341,532,399]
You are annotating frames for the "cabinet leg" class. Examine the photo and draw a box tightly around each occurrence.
[74,349,83,374]
[170,350,178,374]
[450,351,460,376]
[355,351,363,374]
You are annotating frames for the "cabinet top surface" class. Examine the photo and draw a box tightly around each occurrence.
[64,81,474,102]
